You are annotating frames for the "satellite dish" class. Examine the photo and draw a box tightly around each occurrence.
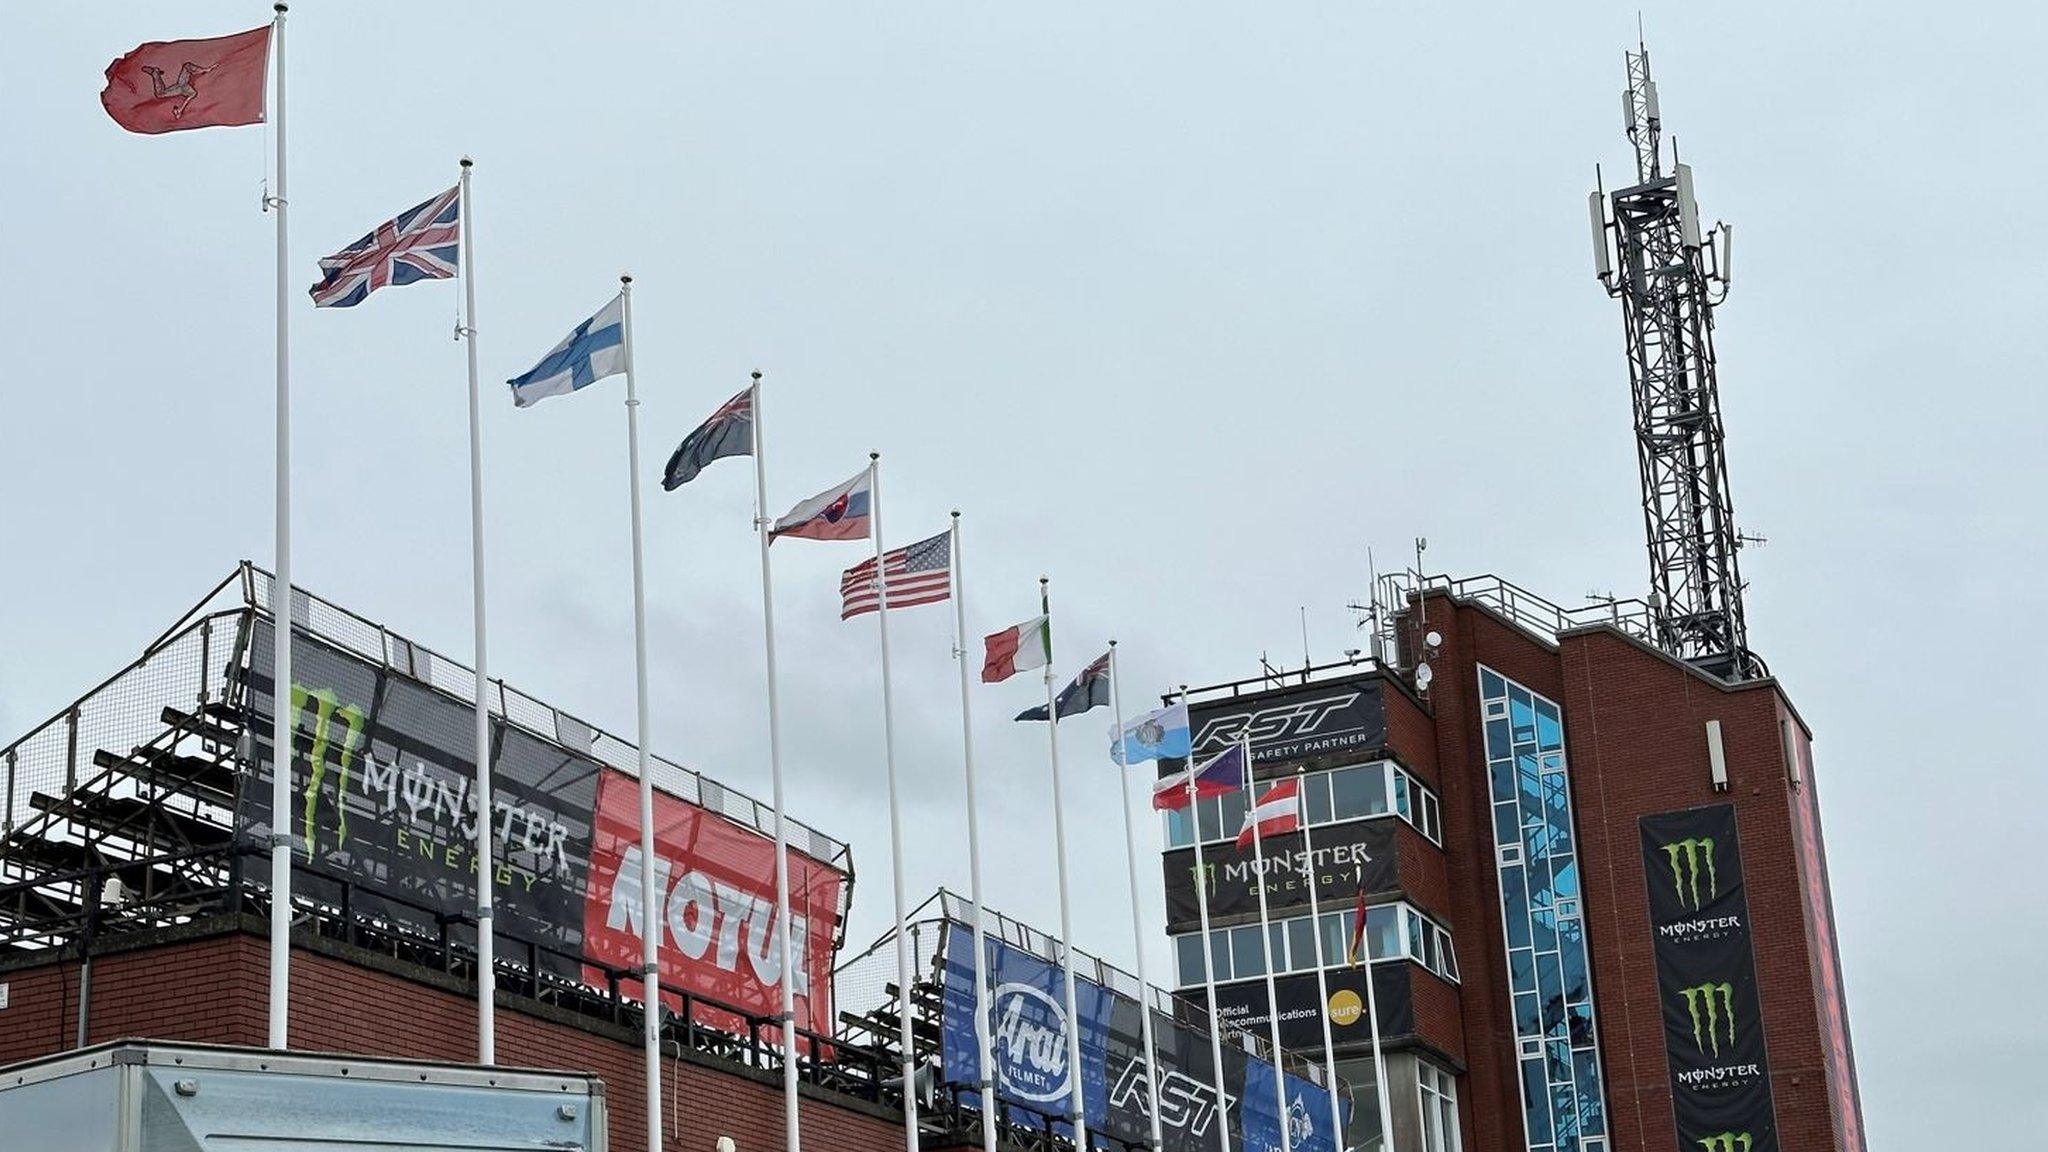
[1424,630,1444,650]
[717,1139,737,1152]
[1415,662,1434,689]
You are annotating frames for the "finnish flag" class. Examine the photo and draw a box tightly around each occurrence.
[508,294,626,407]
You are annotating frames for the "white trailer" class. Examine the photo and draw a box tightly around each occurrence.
[0,1041,606,1152]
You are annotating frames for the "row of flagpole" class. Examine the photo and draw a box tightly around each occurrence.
[103,8,1403,1151]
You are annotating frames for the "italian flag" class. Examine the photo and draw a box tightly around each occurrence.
[981,615,1050,683]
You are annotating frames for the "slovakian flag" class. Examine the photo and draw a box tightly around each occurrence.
[981,615,1050,683]
[1346,886,1371,966]
[310,186,461,308]
[101,26,271,135]
[662,384,754,491]
[1235,777,1301,849]
[1017,651,1111,722]
[841,531,951,619]
[1152,743,1246,811]
[771,469,873,542]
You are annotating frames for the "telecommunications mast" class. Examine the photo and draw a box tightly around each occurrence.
[1589,42,1759,680]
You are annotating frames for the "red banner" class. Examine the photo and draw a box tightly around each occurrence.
[582,769,844,1040]
[102,26,271,135]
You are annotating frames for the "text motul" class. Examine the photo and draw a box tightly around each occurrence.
[604,844,811,995]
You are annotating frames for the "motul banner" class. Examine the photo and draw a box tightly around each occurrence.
[1162,819,1398,932]
[582,769,844,1038]
[1642,804,1779,1152]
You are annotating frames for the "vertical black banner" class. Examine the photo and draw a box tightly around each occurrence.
[1641,804,1779,1152]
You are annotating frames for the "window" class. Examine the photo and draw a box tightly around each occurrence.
[1479,666,1608,1152]
[1170,900,1455,985]
[1162,757,1443,847]
[1417,1062,1462,1152]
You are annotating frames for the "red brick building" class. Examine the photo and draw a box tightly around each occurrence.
[1161,576,1865,1152]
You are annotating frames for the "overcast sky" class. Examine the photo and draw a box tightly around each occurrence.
[5,2,2044,1146]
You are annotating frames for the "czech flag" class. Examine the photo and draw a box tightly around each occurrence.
[1235,777,1301,848]
[1152,743,1247,811]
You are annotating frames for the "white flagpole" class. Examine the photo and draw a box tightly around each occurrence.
[1357,883,1396,1150]
[1107,644,1165,1152]
[265,0,294,1053]
[458,156,497,1065]
[749,372,803,1152]
[1038,578,1089,1152]
[1241,735,1293,1152]
[869,454,919,1152]
[1180,688,1232,1152]
[947,513,999,1152]
[620,274,664,1152]
[1291,768,1347,1150]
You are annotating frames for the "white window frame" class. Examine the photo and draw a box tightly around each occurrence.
[1161,757,1445,848]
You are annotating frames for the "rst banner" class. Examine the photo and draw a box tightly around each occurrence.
[239,619,846,1030]
[1641,804,1780,1152]
[1184,676,1387,770]
[938,923,1347,1152]
[581,768,845,1038]
[1163,818,1397,930]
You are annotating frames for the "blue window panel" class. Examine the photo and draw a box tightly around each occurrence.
[1490,755,1516,802]
[1509,688,1536,743]
[1521,1058,1554,1146]
[1551,1074,1581,1141]
[1495,800,1520,846]
[1569,1001,1596,1049]
[1524,816,1553,868]
[1481,668,1505,699]
[1393,771,1412,820]
[1535,698,1564,751]
[1486,716,1513,759]
[1516,991,1541,1036]
[1552,857,1581,902]
[1560,939,1589,1001]
[1529,905,1559,956]
[1510,946,1536,994]
[1502,865,1532,949]
[1574,1050,1607,1136]
[1537,953,1565,1028]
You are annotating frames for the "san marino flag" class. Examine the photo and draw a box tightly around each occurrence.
[1113,701,1191,765]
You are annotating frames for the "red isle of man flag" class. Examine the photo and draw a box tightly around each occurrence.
[101,26,271,135]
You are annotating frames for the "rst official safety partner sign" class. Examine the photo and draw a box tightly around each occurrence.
[239,620,847,1036]
[1184,676,1388,770]
[1641,804,1779,1152]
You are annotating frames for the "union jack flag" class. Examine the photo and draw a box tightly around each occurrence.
[309,186,460,308]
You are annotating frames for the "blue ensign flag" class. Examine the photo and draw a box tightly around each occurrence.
[507,294,626,407]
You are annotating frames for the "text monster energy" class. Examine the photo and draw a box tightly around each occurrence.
[1664,836,1719,910]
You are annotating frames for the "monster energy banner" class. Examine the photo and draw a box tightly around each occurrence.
[938,923,1349,1152]
[1163,818,1398,931]
[1642,804,1779,1152]
[239,620,599,975]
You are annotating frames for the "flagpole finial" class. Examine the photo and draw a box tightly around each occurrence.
[870,451,880,461]
[1109,638,1118,648]
[620,273,633,286]
[275,3,288,13]
[950,509,961,520]
[460,156,473,169]
[752,370,762,381]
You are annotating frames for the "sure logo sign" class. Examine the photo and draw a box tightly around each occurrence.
[991,982,1072,1103]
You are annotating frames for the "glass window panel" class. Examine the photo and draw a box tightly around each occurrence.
[1480,668,1505,699]
[1552,858,1581,902]
[1268,921,1288,971]
[1514,991,1540,1036]
[1424,792,1442,842]
[1494,801,1519,847]
[1367,905,1399,960]
[1502,864,1530,948]
[1534,699,1563,752]
[1330,764,1385,819]
[1510,946,1536,994]
[1538,954,1566,1034]
[1394,771,1412,820]
[1520,1057,1553,1145]
[1231,925,1265,978]
[1287,917,1316,973]
[1176,933,1207,987]
[1405,909,1425,961]
[1165,805,1193,847]
[1560,940,1589,1004]
[1197,795,1221,842]
[1569,1002,1595,1049]
[1209,928,1233,981]
[1530,902,1558,955]
[1305,772,1333,824]
[1320,911,1348,965]
[1218,791,1249,841]
[1551,1078,1580,1143]
[1509,688,1537,745]
[1574,1049,1606,1136]
[1485,719,1512,764]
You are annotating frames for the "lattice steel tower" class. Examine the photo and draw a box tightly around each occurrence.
[1590,44,1759,680]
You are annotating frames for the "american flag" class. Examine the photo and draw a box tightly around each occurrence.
[309,186,461,308]
[840,531,952,620]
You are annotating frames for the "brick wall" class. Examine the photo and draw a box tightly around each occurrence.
[0,926,903,1152]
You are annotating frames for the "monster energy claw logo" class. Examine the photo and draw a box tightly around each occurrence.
[1680,981,1737,1056]
[1663,836,1719,911]
[1697,1133,1753,1152]
[292,684,366,859]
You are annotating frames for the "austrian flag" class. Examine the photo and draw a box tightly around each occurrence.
[1235,778,1301,848]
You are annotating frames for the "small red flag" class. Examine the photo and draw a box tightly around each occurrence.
[101,26,271,135]
[1346,886,1370,966]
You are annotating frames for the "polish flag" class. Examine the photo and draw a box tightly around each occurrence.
[1235,778,1301,849]
[981,615,1050,683]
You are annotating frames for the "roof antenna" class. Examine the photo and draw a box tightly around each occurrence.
[1299,607,1312,683]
